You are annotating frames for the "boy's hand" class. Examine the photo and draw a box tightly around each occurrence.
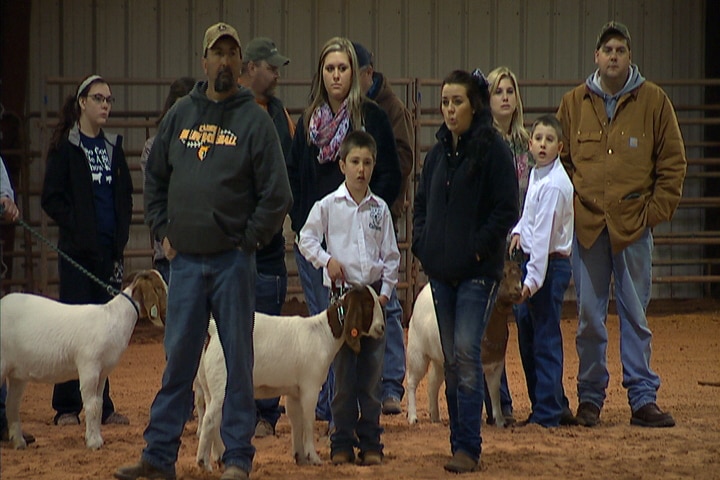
[508,234,520,256]
[515,285,531,304]
[327,257,345,284]
[378,294,389,307]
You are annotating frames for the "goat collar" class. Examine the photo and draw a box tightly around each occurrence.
[327,292,349,340]
[120,291,140,318]
[329,285,349,329]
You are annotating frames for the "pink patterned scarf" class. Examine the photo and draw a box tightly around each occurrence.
[309,100,350,164]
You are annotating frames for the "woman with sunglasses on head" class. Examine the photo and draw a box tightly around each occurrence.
[41,74,133,428]
[412,69,518,473]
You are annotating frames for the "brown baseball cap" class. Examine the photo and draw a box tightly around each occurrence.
[203,22,241,54]
[596,21,631,49]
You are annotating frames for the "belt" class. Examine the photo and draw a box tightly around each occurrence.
[522,252,569,261]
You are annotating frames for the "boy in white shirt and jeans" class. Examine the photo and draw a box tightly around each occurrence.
[299,130,400,466]
[509,114,574,427]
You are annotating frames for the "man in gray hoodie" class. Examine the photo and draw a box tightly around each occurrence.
[557,21,686,430]
[115,22,292,480]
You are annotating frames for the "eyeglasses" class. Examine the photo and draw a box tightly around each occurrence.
[88,93,115,105]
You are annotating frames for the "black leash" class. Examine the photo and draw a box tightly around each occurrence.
[3,209,139,317]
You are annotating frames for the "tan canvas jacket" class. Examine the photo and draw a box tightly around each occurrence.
[557,81,687,253]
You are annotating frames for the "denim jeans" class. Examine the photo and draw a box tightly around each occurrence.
[254,272,287,428]
[142,250,256,474]
[293,243,328,316]
[519,256,572,426]
[430,276,498,462]
[573,228,659,412]
[294,244,333,421]
[382,288,405,402]
[330,334,386,457]
[516,294,573,421]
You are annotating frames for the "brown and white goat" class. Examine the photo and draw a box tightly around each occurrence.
[0,270,167,450]
[406,261,522,426]
[194,285,385,469]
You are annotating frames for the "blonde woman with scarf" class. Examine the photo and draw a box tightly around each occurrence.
[287,35,401,429]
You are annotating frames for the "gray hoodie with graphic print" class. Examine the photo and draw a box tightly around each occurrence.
[144,81,292,254]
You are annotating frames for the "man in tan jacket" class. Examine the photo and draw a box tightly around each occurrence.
[557,21,686,429]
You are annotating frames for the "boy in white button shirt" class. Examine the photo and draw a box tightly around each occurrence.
[509,114,574,427]
[299,130,400,466]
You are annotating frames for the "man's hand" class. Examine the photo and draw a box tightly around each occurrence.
[162,237,177,261]
[326,257,345,284]
[1,196,19,222]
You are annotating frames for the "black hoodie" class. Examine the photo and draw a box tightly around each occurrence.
[412,118,518,283]
[144,82,292,254]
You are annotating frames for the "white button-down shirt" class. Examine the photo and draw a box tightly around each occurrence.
[511,157,574,296]
[298,182,400,299]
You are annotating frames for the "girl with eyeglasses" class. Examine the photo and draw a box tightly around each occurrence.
[41,74,133,428]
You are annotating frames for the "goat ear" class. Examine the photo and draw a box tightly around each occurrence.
[343,290,362,354]
[326,304,343,339]
[133,273,164,326]
[123,270,139,289]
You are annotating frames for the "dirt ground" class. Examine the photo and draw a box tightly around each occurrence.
[2,298,719,480]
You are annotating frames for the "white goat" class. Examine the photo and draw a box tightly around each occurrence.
[0,269,167,450]
[194,285,385,469]
[406,261,522,426]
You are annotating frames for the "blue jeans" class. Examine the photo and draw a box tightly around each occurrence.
[293,243,328,316]
[254,272,287,428]
[330,333,386,457]
[294,244,333,421]
[516,298,573,421]
[431,276,498,462]
[573,228,659,412]
[142,250,256,475]
[520,257,572,426]
[382,288,405,402]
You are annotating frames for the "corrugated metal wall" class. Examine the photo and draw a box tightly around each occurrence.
[23,0,707,299]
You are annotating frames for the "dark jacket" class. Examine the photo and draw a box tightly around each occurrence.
[258,94,294,276]
[42,125,133,261]
[368,72,415,222]
[287,101,401,233]
[266,95,293,159]
[144,82,292,254]
[412,119,518,283]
